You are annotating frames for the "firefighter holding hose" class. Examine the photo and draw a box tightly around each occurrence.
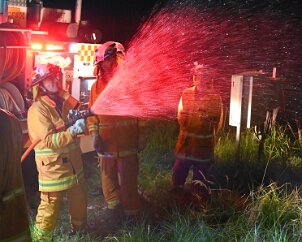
[88,41,141,224]
[27,63,87,240]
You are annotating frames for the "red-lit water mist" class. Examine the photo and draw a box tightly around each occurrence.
[91,1,302,120]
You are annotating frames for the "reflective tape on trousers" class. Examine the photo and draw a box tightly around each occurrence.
[97,149,137,158]
[183,132,213,139]
[176,154,212,162]
[38,169,84,191]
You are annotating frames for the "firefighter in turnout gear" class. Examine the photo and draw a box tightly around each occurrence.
[0,109,31,242]
[27,63,87,241]
[88,41,141,221]
[172,63,223,200]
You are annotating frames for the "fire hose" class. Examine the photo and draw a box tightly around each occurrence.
[21,109,93,162]
[0,23,26,85]
[0,23,27,117]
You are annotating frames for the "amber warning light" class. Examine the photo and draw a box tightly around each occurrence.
[31,43,65,51]
[31,43,43,50]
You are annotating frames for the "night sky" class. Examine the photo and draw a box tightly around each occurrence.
[41,0,302,44]
[42,0,158,45]
[41,0,302,46]
[79,0,302,122]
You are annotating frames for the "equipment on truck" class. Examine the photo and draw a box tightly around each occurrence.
[0,0,99,153]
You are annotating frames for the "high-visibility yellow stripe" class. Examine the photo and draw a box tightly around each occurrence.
[38,169,83,192]
[88,124,99,132]
[176,154,212,162]
[107,199,120,209]
[99,120,137,128]
[52,133,60,148]
[183,132,213,139]
[35,143,77,156]
[98,149,137,158]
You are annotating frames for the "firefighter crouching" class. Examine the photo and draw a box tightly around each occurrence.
[88,41,141,221]
[172,63,224,202]
[0,109,31,242]
[27,63,87,240]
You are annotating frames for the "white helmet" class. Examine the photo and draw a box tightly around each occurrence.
[191,62,208,76]
[94,41,125,65]
[31,63,62,86]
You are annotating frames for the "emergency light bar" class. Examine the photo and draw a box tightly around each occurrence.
[31,43,43,50]
[45,44,65,51]
[69,43,78,53]
[31,42,66,52]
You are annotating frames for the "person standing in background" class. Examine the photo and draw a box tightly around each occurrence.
[171,63,223,203]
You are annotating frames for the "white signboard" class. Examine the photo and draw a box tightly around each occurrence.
[229,75,243,127]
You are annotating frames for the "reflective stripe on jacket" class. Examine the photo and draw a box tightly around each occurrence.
[175,86,223,162]
[95,115,138,158]
[87,78,138,158]
[87,78,107,136]
[27,94,84,192]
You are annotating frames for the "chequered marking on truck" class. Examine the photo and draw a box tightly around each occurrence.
[78,44,98,62]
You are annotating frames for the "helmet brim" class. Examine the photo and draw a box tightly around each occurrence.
[31,73,55,87]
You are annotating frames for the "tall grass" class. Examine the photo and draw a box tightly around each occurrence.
[138,120,177,211]
[132,122,302,242]
[29,121,302,241]
[247,184,302,229]
[264,126,292,162]
[213,128,266,192]
[160,212,217,242]
[215,128,259,163]
[105,184,302,242]
[105,220,165,242]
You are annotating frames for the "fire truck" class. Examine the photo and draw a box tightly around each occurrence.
[0,0,100,153]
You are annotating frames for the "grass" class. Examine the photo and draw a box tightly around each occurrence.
[247,184,301,229]
[28,121,302,241]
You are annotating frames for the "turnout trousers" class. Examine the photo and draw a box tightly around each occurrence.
[32,180,87,241]
[99,155,140,215]
[172,157,212,189]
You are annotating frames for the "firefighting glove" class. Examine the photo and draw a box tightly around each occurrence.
[69,118,86,137]
[92,134,104,155]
